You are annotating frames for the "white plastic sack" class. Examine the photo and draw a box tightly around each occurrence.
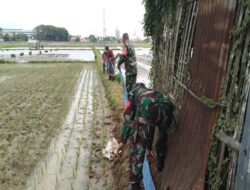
[102,137,119,161]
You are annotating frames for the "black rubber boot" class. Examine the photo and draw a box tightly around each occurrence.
[128,182,140,190]
[103,63,105,74]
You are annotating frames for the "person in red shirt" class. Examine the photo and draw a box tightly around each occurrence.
[102,46,115,79]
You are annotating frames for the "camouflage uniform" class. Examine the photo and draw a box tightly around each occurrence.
[117,43,138,92]
[120,83,174,184]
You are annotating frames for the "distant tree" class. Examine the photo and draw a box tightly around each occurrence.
[103,36,117,43]
[33,25,69,41]
[13,34,28,41]
[3,34,10,41]
[88,35,97,43]
[103,36,111,42]
[0,28,2,38]
[110,36,117,42]
[76,36,80,42]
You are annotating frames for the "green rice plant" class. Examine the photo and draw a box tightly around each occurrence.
[114,74,121,83]
[59,159,64,173]
[0,63,85,189]
[85,181,90,190]
[11,54,16,58]
[73,168,76,178]
[20,52,24,56]
[55,174,59,190]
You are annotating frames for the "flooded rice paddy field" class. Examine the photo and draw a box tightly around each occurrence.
[0,63,113,190]
[0,49,95,62]
[0,47,151,190]
[25,64,113,190]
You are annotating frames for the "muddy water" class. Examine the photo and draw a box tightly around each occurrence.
[0,49,95,61]
[25,64,112,190]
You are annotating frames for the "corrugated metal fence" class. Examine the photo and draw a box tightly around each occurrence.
[151,0,250,189]
[162,1,236,189]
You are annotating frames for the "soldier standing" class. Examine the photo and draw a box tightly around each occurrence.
[117,83,175,190]
[117,33,138,92]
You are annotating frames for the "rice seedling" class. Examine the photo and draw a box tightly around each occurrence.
[0,63,83,189]
[85,181,90,190]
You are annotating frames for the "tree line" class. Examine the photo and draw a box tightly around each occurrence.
[33,25,69,41]
[1,33,28,42]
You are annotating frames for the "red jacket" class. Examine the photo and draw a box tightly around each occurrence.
[102,49,115,62]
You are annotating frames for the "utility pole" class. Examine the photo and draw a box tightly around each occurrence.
[103,8,107,39]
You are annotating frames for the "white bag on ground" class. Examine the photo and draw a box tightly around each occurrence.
[102,137,119,161]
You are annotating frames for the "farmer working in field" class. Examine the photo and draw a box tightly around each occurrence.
[102,46,115,78]
[117,83,175,190]
[116,33,138,93]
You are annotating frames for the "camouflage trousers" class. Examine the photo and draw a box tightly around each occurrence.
[126,74,137,93]
[129,125,167,183]
[155,125,167,171]
[129,127,146,183]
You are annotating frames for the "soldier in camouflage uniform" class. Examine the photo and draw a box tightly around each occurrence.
[117,83,174,190]
[117,33,138,93]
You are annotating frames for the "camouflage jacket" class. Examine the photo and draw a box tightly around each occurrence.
[120,84,174,150]
[117,43,138,75]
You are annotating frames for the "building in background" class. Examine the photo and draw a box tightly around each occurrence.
[115,28,120,40]
[0,29,34,38]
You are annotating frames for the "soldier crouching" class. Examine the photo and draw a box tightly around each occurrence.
[117,83,175,190]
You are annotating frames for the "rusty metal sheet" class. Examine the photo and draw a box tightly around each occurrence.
[161,0,236,189]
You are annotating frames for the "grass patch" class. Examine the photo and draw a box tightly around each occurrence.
[93,47,125,136]
[93,46,129,190]
[93,47,124,118]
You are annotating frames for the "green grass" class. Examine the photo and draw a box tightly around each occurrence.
[93,47,124,114]
[0,63,84,189]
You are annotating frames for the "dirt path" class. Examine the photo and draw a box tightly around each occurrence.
[25,64,113,190]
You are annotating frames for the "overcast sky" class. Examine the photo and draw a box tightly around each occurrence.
[0,0,145,39]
